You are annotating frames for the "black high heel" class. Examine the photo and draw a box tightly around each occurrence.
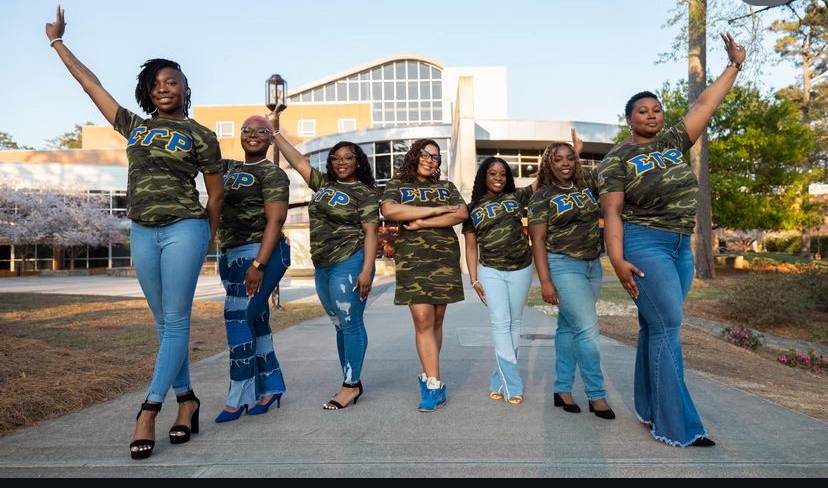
[169,391,200,444]
[129,401,161,460]
[588,400,616,420]
[691,437,716,447]
[553,392,581,413]
[323,382,363,410]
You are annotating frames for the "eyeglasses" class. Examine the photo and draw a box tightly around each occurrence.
[241,127,272,136]
[420,148,442,163]
[330,155,357,164]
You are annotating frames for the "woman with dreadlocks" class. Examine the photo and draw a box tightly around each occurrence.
[462,158,538,405]
[269,109,378,411]
[46,7,224,460]
[381,139,468,412]
[528,129,615,421]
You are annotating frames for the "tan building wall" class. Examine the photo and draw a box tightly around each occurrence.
[0,149,126,165]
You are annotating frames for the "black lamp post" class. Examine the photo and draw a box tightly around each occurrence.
[266,74,288,311]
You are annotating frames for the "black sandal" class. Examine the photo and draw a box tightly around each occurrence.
[129,401,161,460]
[169,391,200,444]
[322,382,363,410]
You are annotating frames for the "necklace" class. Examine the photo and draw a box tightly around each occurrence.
[243,157,268,166]
[554,181,575,190]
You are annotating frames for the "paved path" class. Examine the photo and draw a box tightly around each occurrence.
[0,282,826,477]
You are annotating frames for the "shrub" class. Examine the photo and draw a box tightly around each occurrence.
[777,350,826,375]
[723,327,763,350]
[764,235,828,254]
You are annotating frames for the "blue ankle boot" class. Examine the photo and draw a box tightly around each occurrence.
[418,384,447,412]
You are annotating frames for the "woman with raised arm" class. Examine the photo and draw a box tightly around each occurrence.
[529,129,614,420]
[45,7,224,460]
[380,140,468,412]
[213,115,290,423]
[463,158,537,405]
[269,110,378,410]
[598,33,746,447]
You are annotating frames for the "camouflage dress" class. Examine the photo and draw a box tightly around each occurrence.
[218,159,290,249]
[596,122,697,234]
[528,171,602,260]
[382,179,466,305]
[307,168,379,268]
[462,186,533,271]
[113,107,223,225]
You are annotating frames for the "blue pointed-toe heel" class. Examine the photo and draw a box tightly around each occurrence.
[248,393,282,415]
[214,404,247,423]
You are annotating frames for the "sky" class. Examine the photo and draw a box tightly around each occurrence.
[0,0,801,149]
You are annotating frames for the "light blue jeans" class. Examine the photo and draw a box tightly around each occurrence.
[130,218,210,403]
[314,249,374,385]
[218,240,289,408]
[547,253,607,401]
[624,223,707,447]
[478,263,533,399]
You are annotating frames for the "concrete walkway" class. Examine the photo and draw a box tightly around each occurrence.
[0,282,826,477]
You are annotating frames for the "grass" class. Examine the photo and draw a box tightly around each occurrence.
[0,293,323,434]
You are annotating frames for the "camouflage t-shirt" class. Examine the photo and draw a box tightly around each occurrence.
[218,159,290,249]
[381,178,466,305]
[597,122,697,234]
[308,168,379,268]
[528,171,602,260]
[114,107,223,226]
[462,186,533,271]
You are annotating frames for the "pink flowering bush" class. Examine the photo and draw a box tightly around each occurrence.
[777,350,826,375]
[723,327,763,350]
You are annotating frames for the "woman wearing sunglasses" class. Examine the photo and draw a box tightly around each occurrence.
[213,115,290,423]
[269,110,378,411]
[381,139,468,412]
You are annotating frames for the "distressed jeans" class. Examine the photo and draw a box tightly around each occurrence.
[314,249,374,385]
[131,218,210,403]
[478,263,533,399]
[624,223,707,447]
[218,239,289,408]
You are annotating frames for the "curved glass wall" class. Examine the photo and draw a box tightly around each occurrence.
[288,59,444,129]
[476,148,602,178]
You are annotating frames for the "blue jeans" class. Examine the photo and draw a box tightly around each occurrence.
[624,223,707,447]
[315,249,374,385]
[131,218,210,403]
[218,240,289,408]
[547,253,607,401]
[478,263,533,399]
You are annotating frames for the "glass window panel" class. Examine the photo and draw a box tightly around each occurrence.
[348,74,359,82]
[288,95,298,104]
[420,81,431,99]
[420,101,432,120]
[395,61,406,79]
[371,66,382,80]
[336,81,347,101]
[508,163,520,175]
[392,140,409,153]
[384,101,395,111]
[373,108,383,122]
[301,91,311,102]
[433,101,442,121]
[432,81,442,99]
[359,70,370,81]
[372,81,383,100]
[359,143,374,155]
[325,83,335,101]
[393,154,405,175]
[396,81,406,99]
[396,108,407,122]
[407,61,418,79]
[312,88,323,102]
[431,66,441,79]
[375,155,391,180]
[384,82,394,100]
[384,108,396,122]
[375,141,390,154]
[360,83,369,100]
[383,63,394,80]
[408,102,419,121]
[348,81,359,101]
[436,139,448,151]
[408,81,418,100]
[419,63,430,79]
[522,164,539,178]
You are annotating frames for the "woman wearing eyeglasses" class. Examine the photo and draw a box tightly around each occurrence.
[213,115,291,423]
[381,139,468,412]
[269,110,378,410]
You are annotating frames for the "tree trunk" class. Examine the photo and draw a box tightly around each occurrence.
[799,47,813,259]
[689,0,714,279]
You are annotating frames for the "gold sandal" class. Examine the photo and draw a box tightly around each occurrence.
[489,391,504,401]
[507,395,524,405]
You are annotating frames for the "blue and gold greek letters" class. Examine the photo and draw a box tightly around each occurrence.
[551,190,597,216]
[127,127,147,145]
[166,132,193,153]
[314,187,351,207]
[226,171,255,190]
[126,126,193,155]
[399,187,450,204]
[471,199,521,226]
[627,148,685,176]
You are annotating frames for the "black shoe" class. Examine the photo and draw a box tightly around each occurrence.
[129,401,161,460]
[553,392,581,413]
[588,400,616,420]
[323,381,363,410]
[169,391,200,444]
[691,437,716,447]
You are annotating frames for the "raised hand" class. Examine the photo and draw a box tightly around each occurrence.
[720,32,746,66]
[570,128,583,158]
[45,5,65,42]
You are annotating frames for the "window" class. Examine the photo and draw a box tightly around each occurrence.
[216,121,234,138]
[297,119,316,137]
[338,119,357,133]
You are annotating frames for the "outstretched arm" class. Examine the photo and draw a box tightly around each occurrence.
[46,6,119,125]
[683,32,746,143]
[267,110,313,184]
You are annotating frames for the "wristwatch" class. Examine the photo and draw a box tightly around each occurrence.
[251,259,265,271]
[726,61,743,71]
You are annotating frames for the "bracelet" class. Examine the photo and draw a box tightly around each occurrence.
[726,61,743,71]
[49,38,63,47]
[471,280,480,287]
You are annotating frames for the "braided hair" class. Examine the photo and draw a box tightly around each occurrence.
[394,139,441,183]
[135,58,191,117]
[538,142,585,189]
[470,157,515,209]
[326,141,376,189]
